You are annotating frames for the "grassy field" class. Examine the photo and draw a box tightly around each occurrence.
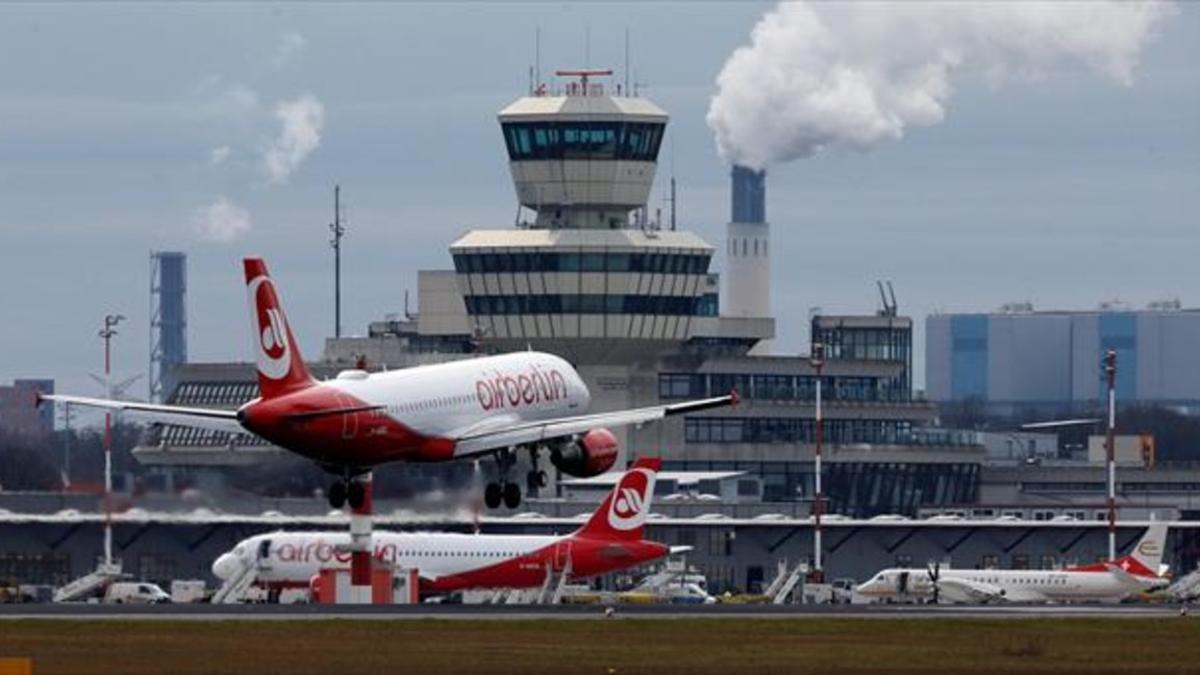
[2,617,1199,674]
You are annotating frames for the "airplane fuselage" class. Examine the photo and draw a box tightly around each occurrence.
[238,351,589,467]
[215,530,668,594]
[858,566,1158,603]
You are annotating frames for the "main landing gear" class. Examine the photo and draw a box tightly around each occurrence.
[483,447,549,510]
[327,475,367,510]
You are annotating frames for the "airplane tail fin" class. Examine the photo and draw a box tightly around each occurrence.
[573,457,661,542]
[244,258,314,399]
[1124,522,1169,578]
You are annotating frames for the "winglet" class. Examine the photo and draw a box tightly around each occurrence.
[730,388,740,407]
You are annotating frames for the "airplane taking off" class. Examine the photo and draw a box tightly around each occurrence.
[42,259,734,509]
[212,458,678,596]
[856,522,1170,603]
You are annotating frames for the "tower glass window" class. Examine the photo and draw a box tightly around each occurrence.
[501,122,665,162]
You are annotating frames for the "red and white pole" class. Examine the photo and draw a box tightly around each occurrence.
[1104,350,1117,561]
[348,473,374,604]
[99,314,123,569]
[811,343,825,580]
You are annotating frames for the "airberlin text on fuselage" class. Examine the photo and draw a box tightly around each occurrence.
[276,541,398,565]
[475,365,568,411]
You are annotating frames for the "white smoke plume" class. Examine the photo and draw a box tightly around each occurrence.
[707,1,1176,169]
[193,196,252,242]
[272,31,307,69]
[263,94,325,184]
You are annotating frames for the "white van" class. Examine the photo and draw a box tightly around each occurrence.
[105,582,171,604]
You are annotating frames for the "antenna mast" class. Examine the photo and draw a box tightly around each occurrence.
[330,184,346,339]
[624,27,630,94]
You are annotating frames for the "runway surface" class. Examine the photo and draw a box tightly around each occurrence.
[0,602,1190,621]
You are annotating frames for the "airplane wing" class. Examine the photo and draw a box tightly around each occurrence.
[935,577,1011,603]
[450,394,737,457]
[39,394,244,435]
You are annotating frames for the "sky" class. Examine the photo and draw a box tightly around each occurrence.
[0,2,1197,415]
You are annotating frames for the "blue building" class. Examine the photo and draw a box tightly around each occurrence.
[926,306,1200,415]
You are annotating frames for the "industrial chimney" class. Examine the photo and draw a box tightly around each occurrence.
[724,166,771,329]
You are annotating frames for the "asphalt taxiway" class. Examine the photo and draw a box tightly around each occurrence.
[0,602,1191,621]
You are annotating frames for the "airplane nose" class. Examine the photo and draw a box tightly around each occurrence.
[212,552,242,579]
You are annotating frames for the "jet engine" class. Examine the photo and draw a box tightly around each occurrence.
[549,428,619,478]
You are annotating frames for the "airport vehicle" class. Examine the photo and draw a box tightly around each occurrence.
[105,582,171,604]
[211,458,678,597]
[43,258,735,509]
[856,523,1170,603]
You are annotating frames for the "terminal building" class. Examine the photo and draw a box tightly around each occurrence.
[134,72,978,519]
[926,304,1200,416]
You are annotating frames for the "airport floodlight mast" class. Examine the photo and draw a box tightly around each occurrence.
[1104,349,1118,560]
[329,184,346,339]
[811,342,825,579]
[98,313,124,567]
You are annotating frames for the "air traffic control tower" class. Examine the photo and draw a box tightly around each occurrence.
[447,70,774,363]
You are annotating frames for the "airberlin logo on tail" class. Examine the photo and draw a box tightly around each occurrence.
[247,275,292,380]
[475,365,568,411]
[607,469,653,531]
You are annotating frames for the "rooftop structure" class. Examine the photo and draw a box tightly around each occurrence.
[927,306,1200,415]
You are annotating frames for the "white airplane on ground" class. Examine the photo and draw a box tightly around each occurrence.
[42,258,734,509]
[212,458,679,597]
[856,523,1170,603]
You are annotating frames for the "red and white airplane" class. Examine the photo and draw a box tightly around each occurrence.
[42,258,734,509]
[856,522,1170,603]
[212,458,677,596]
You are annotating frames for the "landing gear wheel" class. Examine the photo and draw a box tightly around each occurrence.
[484,482,503,509]
[503,481,522,510]
[526,469,549,491]
[347,480,366,510]
[328,480,347,509]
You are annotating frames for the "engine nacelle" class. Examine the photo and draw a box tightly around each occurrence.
[549,428,619,478]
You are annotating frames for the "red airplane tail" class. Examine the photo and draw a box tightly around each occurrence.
[244,258,315,399]
[573,457,661,542]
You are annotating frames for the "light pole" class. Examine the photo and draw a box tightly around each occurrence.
[329,184,345,339]
[1103,349,1117,561]
[99,313,124,567]
[810,342,825,579]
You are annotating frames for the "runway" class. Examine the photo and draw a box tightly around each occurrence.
[0,602,1189,621]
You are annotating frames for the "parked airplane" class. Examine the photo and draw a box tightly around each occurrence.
[856,523,1170,603]
[212,457,677,597]
[42,258,734,509]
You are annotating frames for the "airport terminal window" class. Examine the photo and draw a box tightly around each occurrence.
[0,553,70,586]
[684,416,914,445]
[659,372,899,403]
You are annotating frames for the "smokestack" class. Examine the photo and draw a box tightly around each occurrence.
[724,165,771,353]
[730,165,766,224]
